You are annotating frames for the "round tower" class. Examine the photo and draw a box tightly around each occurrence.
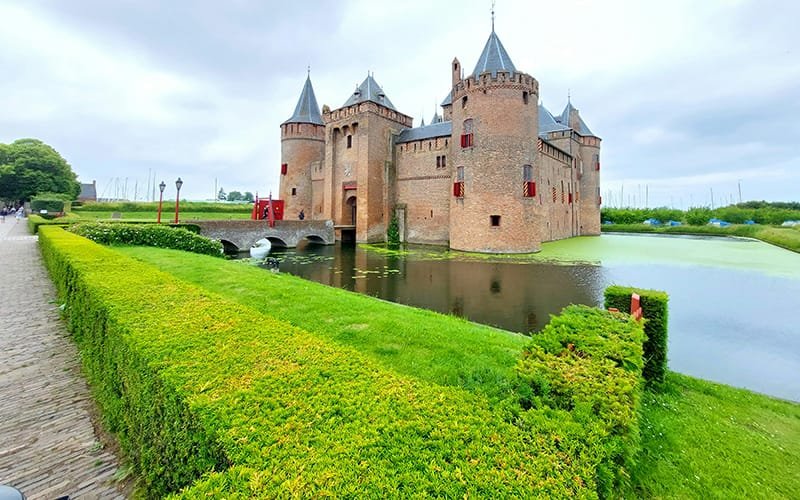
[449,30,541,253]
[280,75,325,220]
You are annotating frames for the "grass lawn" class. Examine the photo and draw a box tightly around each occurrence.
[71,211,252,220]
[603,223,800,253]
[116,246,800,498]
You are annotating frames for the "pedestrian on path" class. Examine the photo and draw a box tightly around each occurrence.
[15,207,24,221]
[0,207,7,223]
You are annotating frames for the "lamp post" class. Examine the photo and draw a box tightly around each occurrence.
[157,181,166,223]
[174,177,183,223]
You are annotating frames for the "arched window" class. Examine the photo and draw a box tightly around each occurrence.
[461,119,474,148]
[454,166,465,198]
[461,95,468,109]
[523,165,535,197]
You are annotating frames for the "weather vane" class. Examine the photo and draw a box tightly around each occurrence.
[491,0,496,32]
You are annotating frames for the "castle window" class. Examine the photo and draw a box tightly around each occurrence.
[594,154,600,170]
[436,155,447,168]
[291,187,297,196]
[461,119,474,148]
[461,96,468,109]
[523,91,529,105]
[347,135,352,148]
[490,215,501,227]
[281,163,288,175]
[523,165,535,197]
[597,187,602,205]
[454,166,465,198]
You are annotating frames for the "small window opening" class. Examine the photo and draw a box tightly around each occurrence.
[523,91,529,105]
[430,210,434,218]
[490,215,501,227]
[461,96,468,108]
[291,187,297,196]
[346,135,352,148]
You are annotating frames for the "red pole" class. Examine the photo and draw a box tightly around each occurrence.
[157,191,163,223]
[174,187,180,223]
[267,193,275,228]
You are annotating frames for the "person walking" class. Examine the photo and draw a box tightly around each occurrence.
[0,207,7,223]
[15,206,24,221]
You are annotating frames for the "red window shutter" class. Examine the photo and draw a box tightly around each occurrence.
[468,133,474,147]
[523,181,536,198]
[281,163,287,175]
[596,161,600,171]
[453,181,464,197]
[460,134,466,148]
[568,193,573,204]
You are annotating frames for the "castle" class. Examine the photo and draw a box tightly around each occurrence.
[279,25,601,253]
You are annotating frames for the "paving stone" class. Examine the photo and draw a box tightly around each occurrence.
[0,220,126,498]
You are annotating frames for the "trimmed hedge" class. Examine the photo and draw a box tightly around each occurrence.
[604,286,669,385]
[27,213,82,233]
[39,227,608,498]
[75,201,252,213]
[516,305,645,497]
[69,223,222,256]
[30,198,68,213]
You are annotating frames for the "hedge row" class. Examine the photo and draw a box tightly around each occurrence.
[30,198,69,213]
[39,227,606,498]
[69,223,222,256]
[27,213,82,233]
[516,305,645,497]
[604,286,669,385]
[75,201,252,213]
[602,206,800,226]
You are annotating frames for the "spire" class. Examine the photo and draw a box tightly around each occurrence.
[471,29,516,77]
[283,73,324,125]
[559,98,596,137]
[491,0,495,33]
[341,73,397,110]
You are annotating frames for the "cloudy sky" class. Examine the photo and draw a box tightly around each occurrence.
[1,0,798,207]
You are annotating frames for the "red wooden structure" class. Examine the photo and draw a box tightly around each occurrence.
[251,195,284,225]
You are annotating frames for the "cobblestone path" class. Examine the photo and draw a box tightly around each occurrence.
[0,220,125,499]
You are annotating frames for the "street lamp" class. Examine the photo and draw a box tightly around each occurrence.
[157,181,166,223]
[174,177,183,223]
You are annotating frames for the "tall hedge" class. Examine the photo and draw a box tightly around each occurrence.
[516,306,645,497]
[39,227,609,498]
[604,286,669,385]
[69,223,222,256]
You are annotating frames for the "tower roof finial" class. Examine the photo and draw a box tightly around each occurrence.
[491,0,495,32]
[307,65,310,77]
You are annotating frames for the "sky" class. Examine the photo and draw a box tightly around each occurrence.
[1,0,798,207]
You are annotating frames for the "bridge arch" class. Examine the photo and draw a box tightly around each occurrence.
[266,236,289,247]
[305,234,327,244]
[219,239,240,254]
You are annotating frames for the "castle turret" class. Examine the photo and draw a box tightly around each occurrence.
[449,27,541,253]
[280,74,326,220]
[556,99,601,235]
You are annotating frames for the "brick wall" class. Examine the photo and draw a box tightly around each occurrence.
[280,123,325,220]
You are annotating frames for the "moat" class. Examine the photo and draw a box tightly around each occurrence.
[259,234,800,401]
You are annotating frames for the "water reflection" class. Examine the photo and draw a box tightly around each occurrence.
[272,242,605,333]
[260,241,800,401]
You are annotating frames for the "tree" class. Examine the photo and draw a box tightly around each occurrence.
[227,190,243,202]
[0,138,80,202]
[243,191,254,202]
[218,188,227,201]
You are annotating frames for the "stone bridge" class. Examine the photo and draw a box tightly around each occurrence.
[191,219,335,252]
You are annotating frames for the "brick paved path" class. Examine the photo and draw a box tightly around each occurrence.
[0,220,125,499]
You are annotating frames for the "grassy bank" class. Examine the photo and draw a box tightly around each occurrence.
[118,246,800,498]
[602,223,800,253]
[70,211,251,221]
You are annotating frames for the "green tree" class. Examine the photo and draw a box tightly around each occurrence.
[0,138,80,201]
[243,191,254,202]
[227,190,243,201]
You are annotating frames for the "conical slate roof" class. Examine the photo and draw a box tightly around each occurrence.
[472,30,516,77]
[284,75,324,125]
[342,74,397,110]
[558,100,596,136]
[538,103,570,137]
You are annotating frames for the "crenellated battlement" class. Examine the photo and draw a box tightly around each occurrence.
[452,71,538,102]
[281,122,325,141]
[324,101,412,128]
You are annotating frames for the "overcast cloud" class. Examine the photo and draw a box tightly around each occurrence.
[1,0,798,207]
